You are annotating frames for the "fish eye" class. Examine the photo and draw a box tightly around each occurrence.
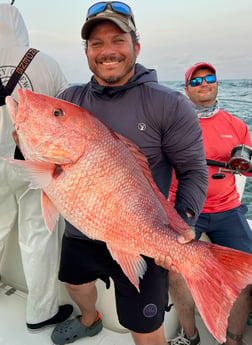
[53,108,64,117]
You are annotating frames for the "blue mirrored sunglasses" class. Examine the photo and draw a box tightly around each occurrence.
[87,2,135,25]
[188,75,217,87]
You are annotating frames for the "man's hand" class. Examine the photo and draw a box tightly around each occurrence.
[155,254,179,272]
[155,228,195,271]
[177,227,195,244]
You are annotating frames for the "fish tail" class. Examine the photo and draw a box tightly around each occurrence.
[183,243,252,343]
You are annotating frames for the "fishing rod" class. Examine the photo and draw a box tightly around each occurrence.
[206,144,252,179]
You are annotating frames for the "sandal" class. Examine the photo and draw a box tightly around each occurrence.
[51,312,103,345]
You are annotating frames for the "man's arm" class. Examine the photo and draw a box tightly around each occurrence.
[163,94,208,226]
[154,95,207,270]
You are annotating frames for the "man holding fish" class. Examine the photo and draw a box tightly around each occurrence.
[48,2,207,344]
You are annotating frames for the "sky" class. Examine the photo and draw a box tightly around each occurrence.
[4,0,252,83]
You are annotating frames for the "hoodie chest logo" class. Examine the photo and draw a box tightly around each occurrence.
[0,66,33,90]
[138,122,146,131]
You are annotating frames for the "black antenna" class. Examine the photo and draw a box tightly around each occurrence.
[11,0,15,5]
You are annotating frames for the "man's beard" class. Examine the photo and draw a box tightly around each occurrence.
[89,52,136,86]
[97,62,135,85]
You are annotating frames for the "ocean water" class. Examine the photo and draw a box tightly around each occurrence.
[161,79,252,220]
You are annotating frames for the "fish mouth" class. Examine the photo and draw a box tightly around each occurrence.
[5,94,19,124]
[5,88,27,125]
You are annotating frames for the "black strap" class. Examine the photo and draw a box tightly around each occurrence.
[0,48,39,106]
[0,77,10,106]
[4,48,39,95]
[0,48,39,159]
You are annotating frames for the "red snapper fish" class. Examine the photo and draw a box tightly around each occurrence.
[4,89,252,343]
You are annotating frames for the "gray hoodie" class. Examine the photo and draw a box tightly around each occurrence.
[0,3,67,157]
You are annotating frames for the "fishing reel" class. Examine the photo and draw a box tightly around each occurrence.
[207,144,252,179]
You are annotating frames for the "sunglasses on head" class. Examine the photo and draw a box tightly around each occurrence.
[187,75,217,87]
[87,2,135,25]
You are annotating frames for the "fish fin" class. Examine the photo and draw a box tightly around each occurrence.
[182,243,252,343]
[107,244,147,292]
[41,191,60,233]
[113,133,192,237]
[1,157,56,189]
[36,131,84,164]
[1,158,60,232]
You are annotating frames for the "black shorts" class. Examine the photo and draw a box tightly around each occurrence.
[59,234,169,333]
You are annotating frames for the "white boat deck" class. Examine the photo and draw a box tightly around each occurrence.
[0,282,251,345]
[0,284,211,345]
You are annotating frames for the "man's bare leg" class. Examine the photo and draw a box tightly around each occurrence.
[224,284,252,345]
[169,271,197,338]
[66,281,98,326]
